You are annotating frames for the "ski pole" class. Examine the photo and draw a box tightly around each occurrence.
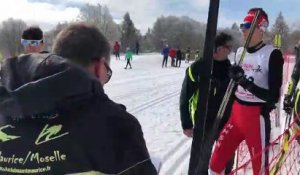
[216,8,262,121]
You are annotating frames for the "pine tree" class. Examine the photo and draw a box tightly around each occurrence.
[231,23,239,31]
[271,12,290,50]
[120,12,139,52]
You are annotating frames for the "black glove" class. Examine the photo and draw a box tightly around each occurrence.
[229,65,245,82]
[229,65,255,90]
[283,95,293,114]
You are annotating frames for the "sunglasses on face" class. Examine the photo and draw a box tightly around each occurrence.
[21,39,43,46]
[239,23,252,30]
[104,62,112,84]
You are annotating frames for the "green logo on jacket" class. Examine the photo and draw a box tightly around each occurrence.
[0,125,20,142]
[35,124,69,145]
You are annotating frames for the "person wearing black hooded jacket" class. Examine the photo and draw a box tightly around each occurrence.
[180,32,235,174]
[0,23,157,175]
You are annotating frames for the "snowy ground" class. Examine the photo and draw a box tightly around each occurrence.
[104,53,298,175]
[104,53,191,174]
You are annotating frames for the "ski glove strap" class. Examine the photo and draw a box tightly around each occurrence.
[229,65,245,82]
[238,76,255,90]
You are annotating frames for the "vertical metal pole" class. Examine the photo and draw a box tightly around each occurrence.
[188,0,220,174]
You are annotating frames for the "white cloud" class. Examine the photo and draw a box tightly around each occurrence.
[0,0,79,31]
[191,0,210,8]
[0,0,226,34]
[0,0,166,34]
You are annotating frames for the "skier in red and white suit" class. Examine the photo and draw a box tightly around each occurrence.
[209,8,284,175]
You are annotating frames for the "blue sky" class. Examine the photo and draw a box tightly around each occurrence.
[0,0,299,34]
[219,0,300,29]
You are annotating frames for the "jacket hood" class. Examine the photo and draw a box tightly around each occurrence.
[0,53,102,117]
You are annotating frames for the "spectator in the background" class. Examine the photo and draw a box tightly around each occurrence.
[185,47,191,63]
[161,45,169,68]
[169,48,176,67]
[21,26,45,53]
[113,41,120,60]
[125,47,133,69]
[136,41,140,55]
[176,48,182,67]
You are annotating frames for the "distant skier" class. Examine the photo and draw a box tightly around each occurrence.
[176,48,182,67]
[185,47,191,63]
[125,47,133,69]
[169,48,176,67]
[136,41,140,55]
[161,45,169,68]
[113,41,120,60]
[209,8,283,175]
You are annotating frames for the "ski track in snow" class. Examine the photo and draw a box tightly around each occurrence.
[129,90,180,114]
[105,53,192,174]
[111,81,179,101]
[108,71,182,87]
[159,138,191,175]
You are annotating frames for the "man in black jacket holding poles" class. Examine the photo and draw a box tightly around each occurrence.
[180,32,234,174]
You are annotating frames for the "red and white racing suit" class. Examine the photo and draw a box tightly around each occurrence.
[209,43,283,175]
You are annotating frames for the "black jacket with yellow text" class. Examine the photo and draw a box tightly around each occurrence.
[0,53,157,175]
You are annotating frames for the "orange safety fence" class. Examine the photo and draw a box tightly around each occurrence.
[229,118,300,175]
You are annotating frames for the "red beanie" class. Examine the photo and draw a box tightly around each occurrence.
[243,10,269,31]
